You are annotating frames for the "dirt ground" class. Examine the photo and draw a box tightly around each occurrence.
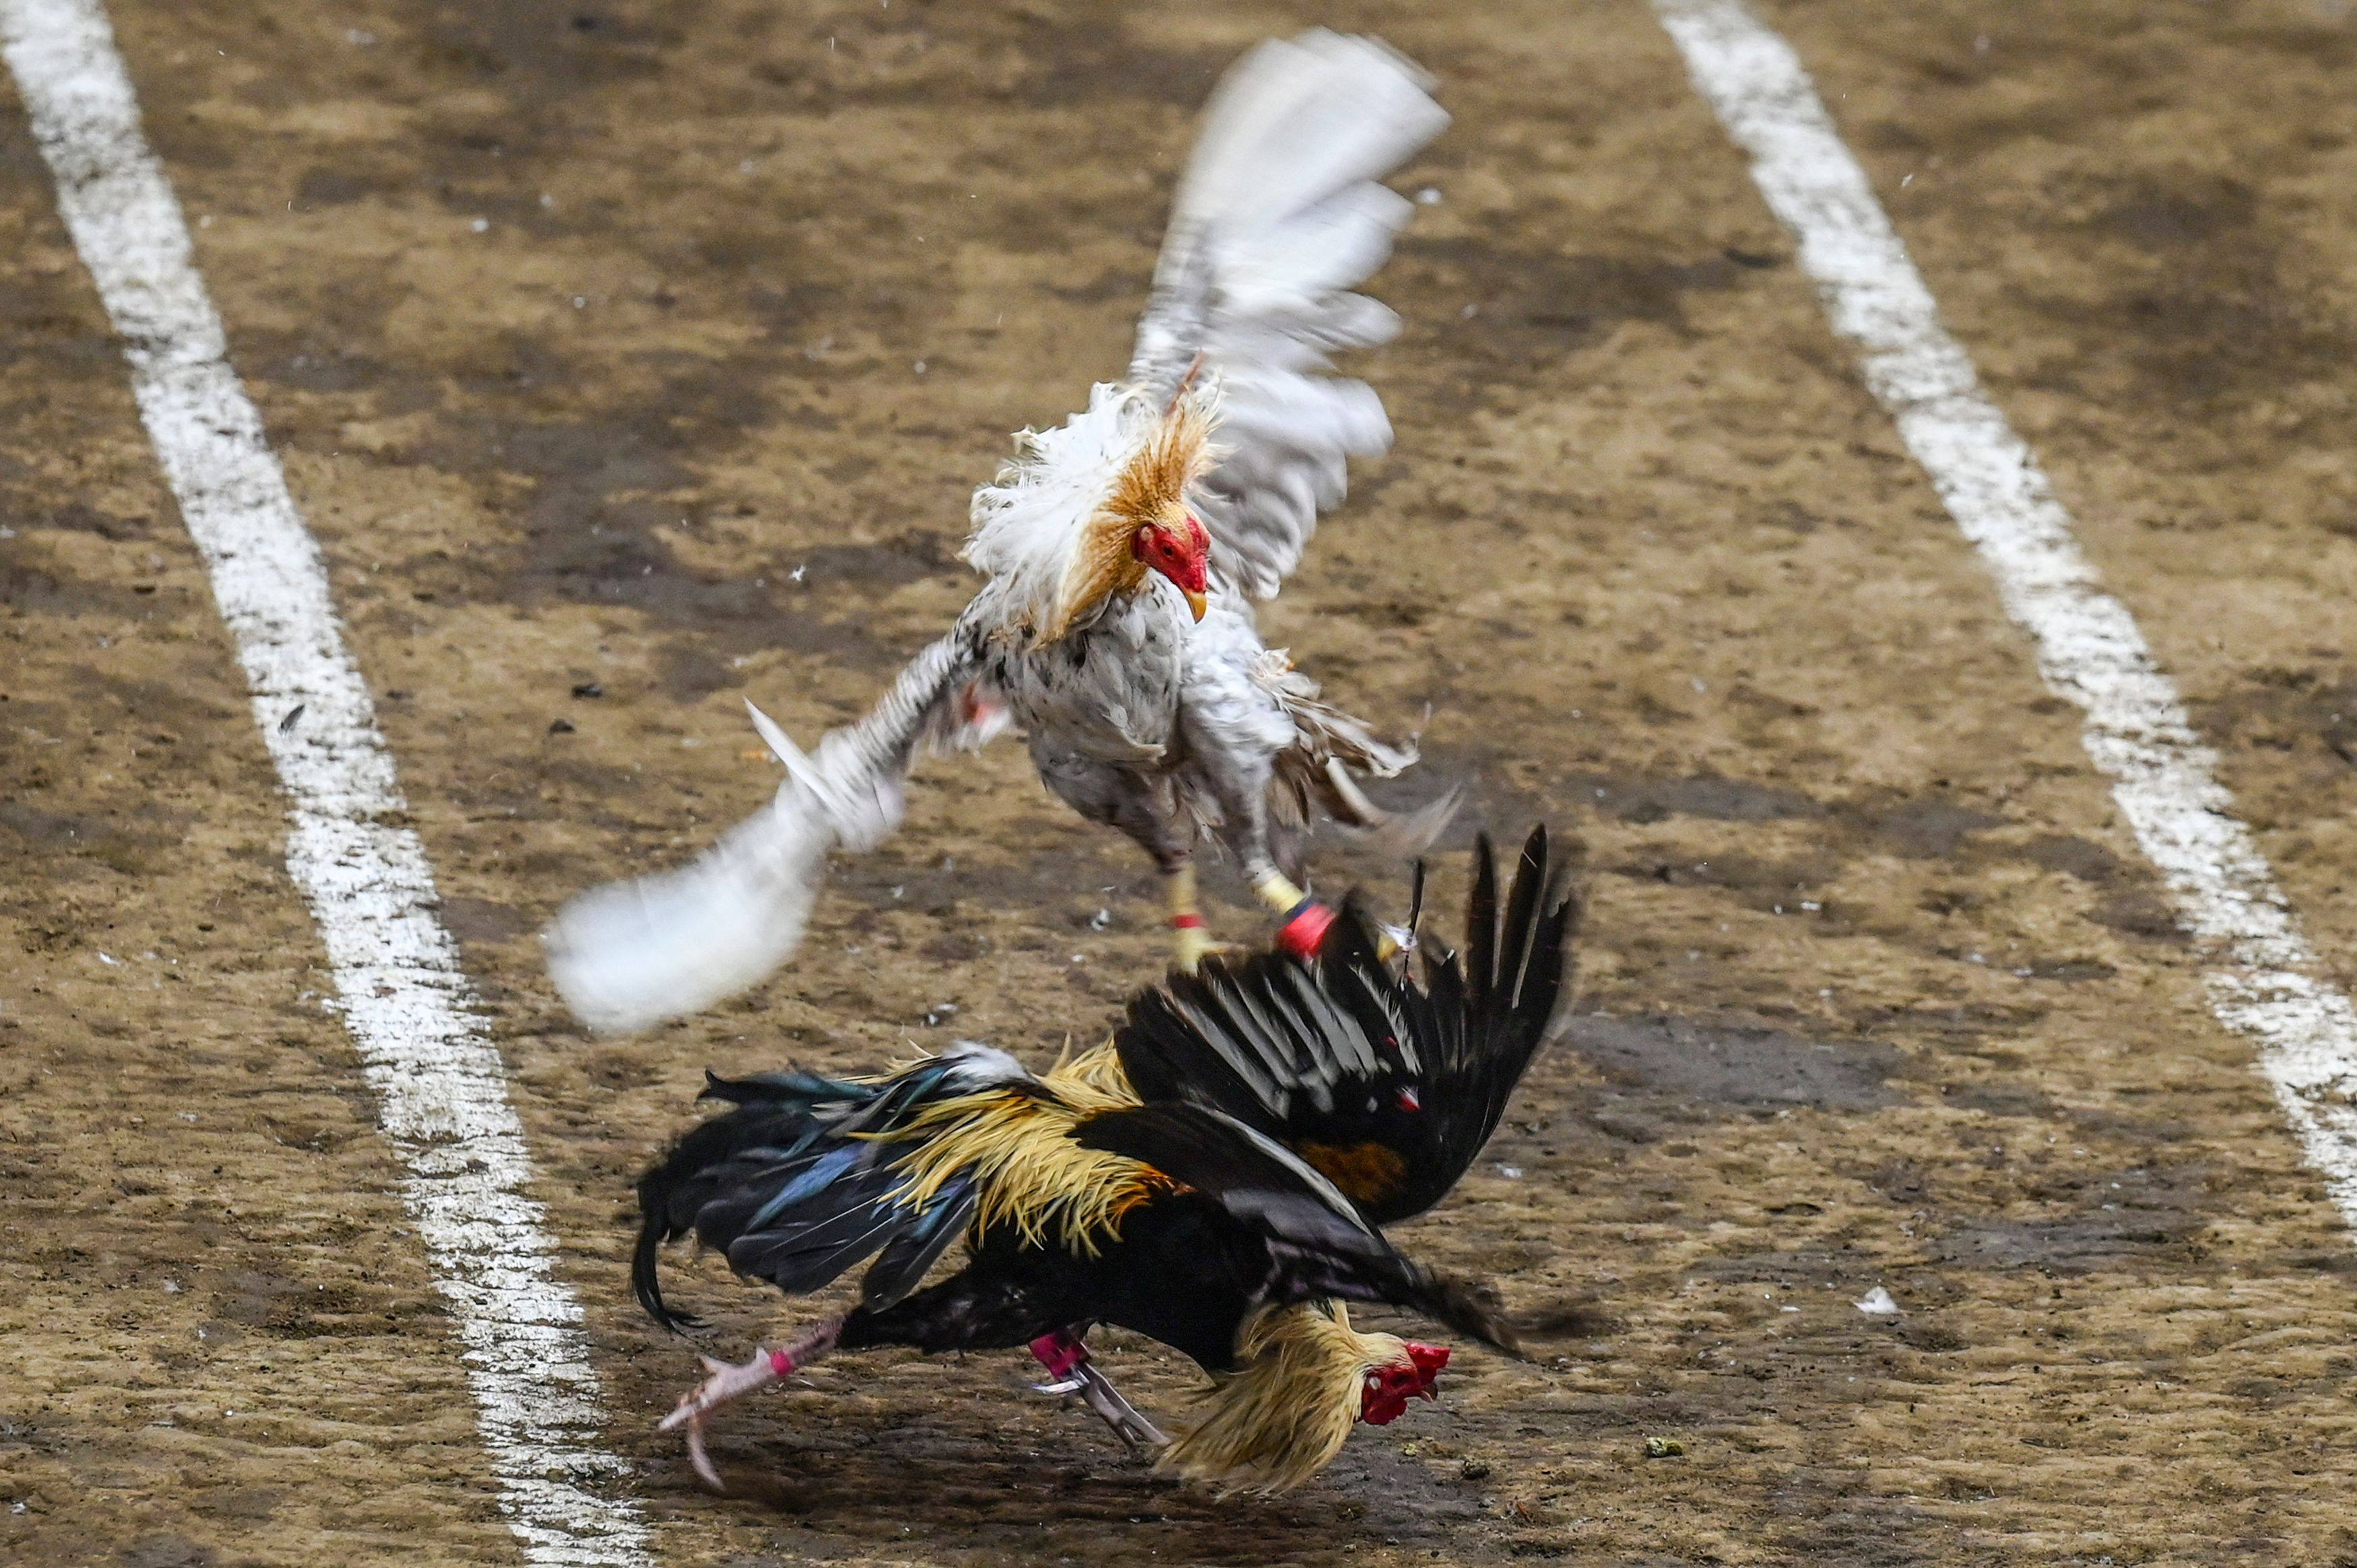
[6,0,2357,1563]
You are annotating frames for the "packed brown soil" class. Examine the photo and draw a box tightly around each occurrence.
[6,1,2357,1563]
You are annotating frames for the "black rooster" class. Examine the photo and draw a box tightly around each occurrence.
[636,827,1575,1493]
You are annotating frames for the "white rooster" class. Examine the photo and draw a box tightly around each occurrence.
[547,31,1453,1033]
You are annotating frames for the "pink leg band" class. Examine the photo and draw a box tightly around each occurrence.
[768,1347,796,1377]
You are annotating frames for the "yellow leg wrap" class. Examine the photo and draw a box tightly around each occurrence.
[1251,868,1308,916]
[1166,864,1216,974]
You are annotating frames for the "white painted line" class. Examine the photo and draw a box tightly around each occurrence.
[1652,0,2357,1219]
[0,2,654,1561]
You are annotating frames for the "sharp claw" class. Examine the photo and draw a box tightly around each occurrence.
[1027,1330,1167,1450]
[659,1342,786,1437]
[686,1412,725,1491]
[1072,1362,1168,1451]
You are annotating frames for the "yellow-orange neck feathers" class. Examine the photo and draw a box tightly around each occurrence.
[1044,392,1216,640]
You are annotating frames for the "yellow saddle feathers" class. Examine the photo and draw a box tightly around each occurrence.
[1043,1037,1138,1105]
[871,1042,1164,1256]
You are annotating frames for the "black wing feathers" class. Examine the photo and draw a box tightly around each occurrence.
[860,1180,978,1311]
[1110,825,1578,1225]
[1072,1101,1523,1358]
[1395,1264,1525,1358]
[1074,1103,1388,1260]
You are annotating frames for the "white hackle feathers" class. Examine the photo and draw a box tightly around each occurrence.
[966,380,1218,644]
[965,383,1150,628]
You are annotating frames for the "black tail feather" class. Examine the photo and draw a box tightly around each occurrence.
[632,1089,858,1333]
[861,1180,978,1311]
[632,1053,1024,1331]
[633,1169,702,1333]
[1403,1263,1526,1360]
[723,1165,910,1293]
[1463,832,1502,1016]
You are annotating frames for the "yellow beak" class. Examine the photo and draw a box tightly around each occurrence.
[1183,588,1207,622]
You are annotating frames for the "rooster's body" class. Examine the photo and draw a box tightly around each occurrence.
[548,32,1454,1034]
[638,831,1575,1493]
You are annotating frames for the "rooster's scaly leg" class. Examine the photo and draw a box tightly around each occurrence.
[659,1317,842,1491]
[1164,862,1217,974]
[1248,863,1414,963]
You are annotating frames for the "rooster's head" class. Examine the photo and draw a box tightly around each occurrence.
[1051,385,1215,635]
[974,378,1222,646]
[1129,508,1211,621]
[1359,1341,1449,1425]
[1099,384,1216,625]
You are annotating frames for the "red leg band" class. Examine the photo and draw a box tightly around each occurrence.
[1029,1330,1088,1380]
[1170,913,1205,930]
[1276,899,1336,959]
[769,1348,796,1377]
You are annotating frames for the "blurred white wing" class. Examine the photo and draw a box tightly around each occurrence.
[543,636,997,1033]
[543,782,836,1035]
[1129,31,1447,601]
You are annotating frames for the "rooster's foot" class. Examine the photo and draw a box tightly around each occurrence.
[1163,862,1230,974]
[659,1318,842,1491]
[1170,918,1222,975]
